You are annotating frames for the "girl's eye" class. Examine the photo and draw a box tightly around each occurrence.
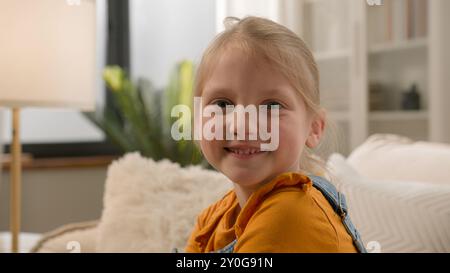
[265,101,282,110]
[212,99,233,108]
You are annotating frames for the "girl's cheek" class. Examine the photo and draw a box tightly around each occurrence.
[199,140,215,166]
[200,138,222,160]
[278,121,305,150]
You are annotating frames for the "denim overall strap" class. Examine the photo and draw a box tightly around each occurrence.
[173,239,237,253]
[308,175,367,253]
[215,239,237,253]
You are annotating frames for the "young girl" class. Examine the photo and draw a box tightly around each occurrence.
[184,16,366,253]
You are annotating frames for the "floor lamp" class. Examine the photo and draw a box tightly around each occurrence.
[0,0,97,253]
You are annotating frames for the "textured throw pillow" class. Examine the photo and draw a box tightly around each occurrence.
[96,153,232,252]
[328,153,450,253]
[31,220,98,253]
[347,134,450,185]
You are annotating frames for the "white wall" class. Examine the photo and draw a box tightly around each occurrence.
[1,0,217,144]
[130,0,216,89]
[0,0,107,144]
[215,0,281,32]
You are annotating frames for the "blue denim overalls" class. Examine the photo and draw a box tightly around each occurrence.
[177,175,367,253]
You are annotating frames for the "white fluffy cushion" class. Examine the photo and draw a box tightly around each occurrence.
[96,153,232,252]
[31,221,98,253]
[328,153,450,253]
[347,134,450,185]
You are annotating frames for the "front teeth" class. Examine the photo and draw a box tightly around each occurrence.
[229,148,260,155]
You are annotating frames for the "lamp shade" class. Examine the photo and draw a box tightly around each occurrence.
[0,0,96,111]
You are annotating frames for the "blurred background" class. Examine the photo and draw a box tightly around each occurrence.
[0,0,449,236]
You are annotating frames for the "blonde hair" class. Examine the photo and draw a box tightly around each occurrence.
[195,16,335,177]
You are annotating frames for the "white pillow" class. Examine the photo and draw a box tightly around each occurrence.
[31,220,98,253]
[347,134,450,185]
[96,153,232,252]
[328,153,450,253]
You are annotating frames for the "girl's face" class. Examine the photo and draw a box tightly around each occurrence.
[199,47,324,188]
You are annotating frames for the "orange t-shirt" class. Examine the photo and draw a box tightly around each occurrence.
[185,172,357,253]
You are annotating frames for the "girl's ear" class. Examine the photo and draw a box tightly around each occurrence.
[306,110,325,148]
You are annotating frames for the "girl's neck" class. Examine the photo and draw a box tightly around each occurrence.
[233,166,302,209]
[232,175,277,209]
[233,183,256,209]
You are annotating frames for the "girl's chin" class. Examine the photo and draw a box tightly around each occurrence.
[223,170,268,187]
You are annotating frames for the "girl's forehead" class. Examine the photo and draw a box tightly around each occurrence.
[205,50,287,86]
[198,42,299,100]
[215,45,269,69]
[207,50,280,85]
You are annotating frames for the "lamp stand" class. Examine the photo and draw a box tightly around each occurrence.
[10,108,21,253]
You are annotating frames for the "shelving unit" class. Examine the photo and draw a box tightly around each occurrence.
[366,0,430,147]
[369,37,427,54]
[215,0,450,156]
[369,110,429,121]
[300,0,366,155]
[295,0,449,155]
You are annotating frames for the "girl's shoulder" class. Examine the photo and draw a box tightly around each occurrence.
[233,174,358,252]
[185,189,239,252]
[233,179,341,252]
[195,189,237,228]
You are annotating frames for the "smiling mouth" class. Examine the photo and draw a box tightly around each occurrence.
[224,147,267,159]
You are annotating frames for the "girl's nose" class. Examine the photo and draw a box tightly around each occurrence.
[225,106,259,141]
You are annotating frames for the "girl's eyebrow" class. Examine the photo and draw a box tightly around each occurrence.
[202,87,235,98]
[260,87,294,100]
[202,86,295,101]
[260,88,286,96]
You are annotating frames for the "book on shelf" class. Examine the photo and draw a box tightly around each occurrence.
[368,0,428,45]
[368,0,390,44]
[392,0,406,41]
[413,0,428,38]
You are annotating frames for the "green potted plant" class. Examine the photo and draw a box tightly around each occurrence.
[84,60,206,167]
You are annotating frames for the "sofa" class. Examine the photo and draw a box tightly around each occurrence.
[27,134,450,253]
